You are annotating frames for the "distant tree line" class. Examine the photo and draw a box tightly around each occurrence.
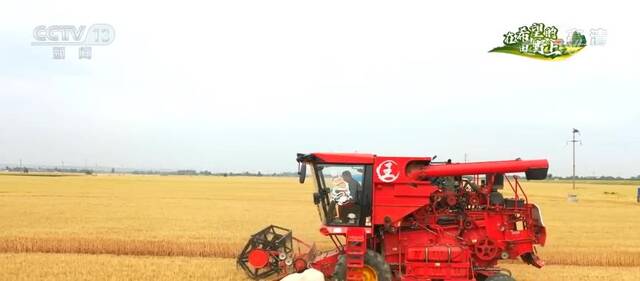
[7,165,636,180]
[547,174,640,180]
[130,170,298,177]
[4,166,94,175]
[2,166,297,177]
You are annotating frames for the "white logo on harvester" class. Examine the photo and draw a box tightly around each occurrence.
[376,160,399,183]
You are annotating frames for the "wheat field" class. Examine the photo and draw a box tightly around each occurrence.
[0,173,639,280]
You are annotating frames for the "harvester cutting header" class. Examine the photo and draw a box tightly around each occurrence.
[238,153,549,281]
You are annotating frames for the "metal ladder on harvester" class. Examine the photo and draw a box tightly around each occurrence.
[345,228,367,281]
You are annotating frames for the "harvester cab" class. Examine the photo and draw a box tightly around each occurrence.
[303,161,372,227]
[238,152,549,281]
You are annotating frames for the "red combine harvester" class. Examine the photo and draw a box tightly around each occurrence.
[238,153,548,281]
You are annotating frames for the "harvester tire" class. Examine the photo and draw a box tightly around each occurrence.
[332,250,392,281]
[484,273,516,281]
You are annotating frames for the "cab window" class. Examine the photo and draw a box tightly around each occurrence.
[316,164,365,225]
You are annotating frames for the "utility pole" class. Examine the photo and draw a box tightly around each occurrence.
[568,128,581,190]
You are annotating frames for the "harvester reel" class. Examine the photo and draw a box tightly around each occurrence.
[237,225,316,280]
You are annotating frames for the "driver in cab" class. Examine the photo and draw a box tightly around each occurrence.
[329,171,362,224]
[341,171,361,202]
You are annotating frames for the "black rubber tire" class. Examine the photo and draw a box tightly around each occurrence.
[332,250,392,281]
[484,273,516,281]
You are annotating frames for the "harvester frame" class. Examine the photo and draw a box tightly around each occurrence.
[238,152,549,281]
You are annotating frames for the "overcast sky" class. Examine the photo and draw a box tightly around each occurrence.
[1,1,639,176]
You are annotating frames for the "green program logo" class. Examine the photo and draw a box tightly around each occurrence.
[490,23,588,60]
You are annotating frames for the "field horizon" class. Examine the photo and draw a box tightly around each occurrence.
[1,174,639,280]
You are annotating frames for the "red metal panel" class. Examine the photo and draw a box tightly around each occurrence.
[406,246,465,262]
[311,153,375,164]
[410,159,548,178]
[372,156,431,184]
[319,226,373,236]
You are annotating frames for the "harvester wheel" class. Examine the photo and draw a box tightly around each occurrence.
[484,273,516,281]
[332,250,391,281]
